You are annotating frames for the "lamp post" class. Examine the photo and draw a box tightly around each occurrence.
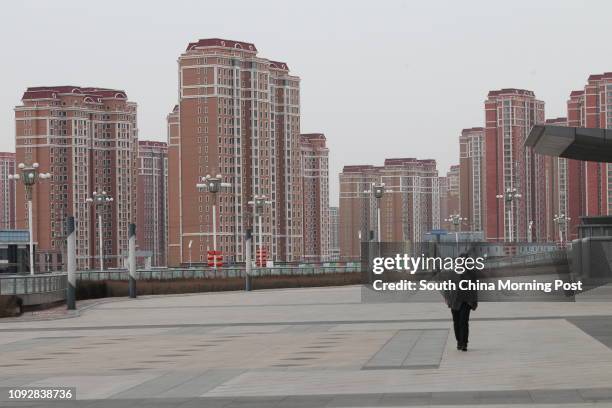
[8,162,51,275]
[553,213,571,245]
[85,191,113,271]
[496,187,521,242]
[248,195,273,267]
[196,174,231,269]
[445,214,467,253]
[528,220,534,243]
[363,182,393,243]
[188,240,193,268]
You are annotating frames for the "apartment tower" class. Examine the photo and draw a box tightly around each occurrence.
[438,176,449,230]
[15,86,138,271]
[300,133,330,262]
[167,39,302,266]
[459,127,484,232]
[447,165,460,217]
[328,206,340,261]
[339,158,440,261]
[439,165,462,231]
[484,89,545,242]
[137,140,168,267]
[0,152,16,229]
[568,74,612,218]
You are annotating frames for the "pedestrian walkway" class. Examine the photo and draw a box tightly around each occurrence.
[1,286,612,407]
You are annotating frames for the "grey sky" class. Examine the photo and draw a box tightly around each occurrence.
[2,0,611,205]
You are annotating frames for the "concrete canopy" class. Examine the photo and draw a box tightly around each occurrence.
[526,125,612,163]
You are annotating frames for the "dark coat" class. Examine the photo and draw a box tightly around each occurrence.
[445,269,478,311]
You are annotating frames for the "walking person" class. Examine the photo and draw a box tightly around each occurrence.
[446,253,478,351]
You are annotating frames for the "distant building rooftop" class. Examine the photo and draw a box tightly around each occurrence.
[487,88,535,98]
[186,38,257,52]
[22,86,127,101]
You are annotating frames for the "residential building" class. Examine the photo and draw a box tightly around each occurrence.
[484,88,545,242]
[339,158,440,261]
[447,165,461,218]
[440,165,463,231]
[137,140,168,267]
[328,206,339,261]
[438,176,449,230]
[167,38,302,266]
[0,152,16,230]
[459,127,484,232]
[14,86,138,271]
[541,117,569,242]
[300,133,330,262]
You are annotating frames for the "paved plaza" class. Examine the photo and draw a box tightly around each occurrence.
[2,285,612,407]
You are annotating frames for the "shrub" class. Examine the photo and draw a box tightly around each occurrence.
[0,295,23,317]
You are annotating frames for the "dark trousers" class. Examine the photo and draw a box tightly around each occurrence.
[452,302,471,347]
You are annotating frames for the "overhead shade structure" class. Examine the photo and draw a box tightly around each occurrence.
[526,125,612,163]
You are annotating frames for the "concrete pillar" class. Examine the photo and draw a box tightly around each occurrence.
[128,223,137,298]
[66,216,76,310]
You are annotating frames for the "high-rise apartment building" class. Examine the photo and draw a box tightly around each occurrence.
[447,165,460,215]
[548,73,612,241]
[137,141,168,267]
[328,206,339,261]
[339,158,439,261]
[0,152,16,230]
[167,38,302,266]
[438,176,449,230]
[484,89,545,242]
[15,86,138,271]
[167,105,180,264]
[459,127,484,232]
[569,73,612,210]
[300,133,330,262]
[539,117,569,242]
[440,165,462,231]
[565,89,589,240]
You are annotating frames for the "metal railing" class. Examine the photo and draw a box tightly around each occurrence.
[0,273,67,296]
[0,265,361,294]
[76,265,361,281]
[485,250,568,269]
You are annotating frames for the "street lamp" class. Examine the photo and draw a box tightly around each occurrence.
[445,214,467,231]
[248,195,273,267]
[553,214,571,245]
[444,214,467,253]
[363,182,393,243]
[85,191,113,271]
[496,187,522,242]
[8,162,51,275]
[528,220,534,243]
[196,174,232,268]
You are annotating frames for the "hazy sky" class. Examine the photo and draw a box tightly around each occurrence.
[2,0,612,205]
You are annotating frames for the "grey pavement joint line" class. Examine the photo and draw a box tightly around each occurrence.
[3,314,603,333]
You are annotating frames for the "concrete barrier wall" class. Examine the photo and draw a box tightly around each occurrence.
[571,237,612,279]
[20,290,66,306]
